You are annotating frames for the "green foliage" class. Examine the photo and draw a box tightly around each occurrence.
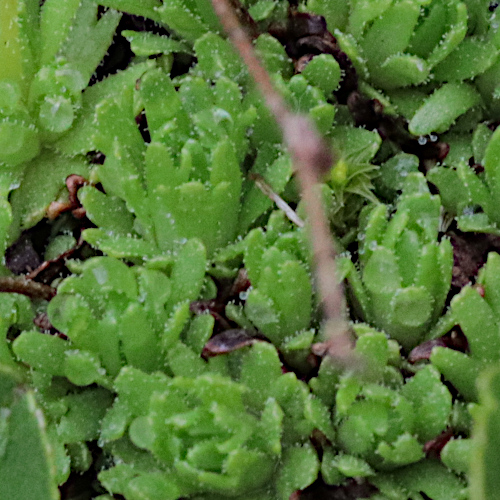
[242,227,313,348]
[0,377,60,500]
[307,323,458,495]
[14,249,206,379]
[0,0,120,166]
[69,41,334,257]
[429,126,500,235]
[321,125,382,235]
[304,0,500,139]
[320,0,498,90]
[3,0,500,498]
[372,461,468,500]
[0,293,34,372]
[408,82,481,136]
[212,211,320,365]
[98,342,332,499]
[78,66,254,257]
[469,364,500,500]
[302,54,342,95]
[430,252,500,402]
[340,173,452,349]
[0,0,123,246]
[329,326,452,473]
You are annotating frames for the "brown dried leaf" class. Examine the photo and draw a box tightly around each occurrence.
[408,338,449,363]
[202,329,257,358]
[47,175,88,220]
[423,428,454,459]
[408,329,468,363]
[229,268,251,297]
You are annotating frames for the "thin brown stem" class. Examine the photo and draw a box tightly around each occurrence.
[211,0,353,359]
[250,173,304,227]
[0,276,56,301]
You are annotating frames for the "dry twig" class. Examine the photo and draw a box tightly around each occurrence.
[47,174,88,220]
[0,276,56,301]
[249,173,304,228]
[211,0,354,361]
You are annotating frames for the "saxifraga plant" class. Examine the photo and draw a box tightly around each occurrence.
[429,125,500,235]
[339,172,452,350]
[0,0,123,252]
[9,251,332,498]
[309,322,467,500]
[429,252,500,403]
[3,0,500,499]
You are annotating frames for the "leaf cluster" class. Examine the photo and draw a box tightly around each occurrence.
[3,1,500,499]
